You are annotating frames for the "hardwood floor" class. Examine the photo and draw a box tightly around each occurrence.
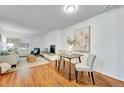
[0,61,124,87]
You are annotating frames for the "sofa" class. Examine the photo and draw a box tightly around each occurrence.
[0,50,18,67]
[0,54,18,66]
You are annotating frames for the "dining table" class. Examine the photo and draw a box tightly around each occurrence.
[58,53,83,80]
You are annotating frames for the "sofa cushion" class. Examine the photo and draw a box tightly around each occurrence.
[0,50,10,56]
[0,54,18,65]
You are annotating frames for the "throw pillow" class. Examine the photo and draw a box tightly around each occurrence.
[0,50,10,56]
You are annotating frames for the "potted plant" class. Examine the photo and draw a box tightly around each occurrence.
[66,37,76,54]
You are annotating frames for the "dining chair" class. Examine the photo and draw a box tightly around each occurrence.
[75,54,96,84]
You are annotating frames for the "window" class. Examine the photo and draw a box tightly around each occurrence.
[7,38,31,49]
[19,38,31,48]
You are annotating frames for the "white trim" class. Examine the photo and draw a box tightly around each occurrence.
[94,69,124,82]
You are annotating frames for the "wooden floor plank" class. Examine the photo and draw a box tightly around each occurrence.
[0,61,124,87]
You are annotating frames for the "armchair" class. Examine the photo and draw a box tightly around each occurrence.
[31,48,40,56]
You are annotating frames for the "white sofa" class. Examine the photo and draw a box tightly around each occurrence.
[0,53,18,66]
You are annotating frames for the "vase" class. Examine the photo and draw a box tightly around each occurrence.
[66,45,73,55]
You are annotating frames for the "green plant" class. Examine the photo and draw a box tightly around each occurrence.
[66,37,76,46]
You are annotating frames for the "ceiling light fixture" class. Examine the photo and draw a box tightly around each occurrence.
[64,5,78,13]
[104,5,112,9]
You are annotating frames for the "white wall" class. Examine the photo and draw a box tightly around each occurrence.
[44,29,63,53]
[118,7,124,81]
[31,33,45,51]
[0,23,44,51]
[43,6,124,81]
[61,6,124,81]
[0,27,3,49]
[0,27,7,50]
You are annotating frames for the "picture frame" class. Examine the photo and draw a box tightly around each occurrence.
[74,26,90,53]
[0,34,1,43]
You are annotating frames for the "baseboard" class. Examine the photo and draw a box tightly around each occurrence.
[94,69,124,83]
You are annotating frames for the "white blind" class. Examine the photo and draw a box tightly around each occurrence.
[7,38,31,49]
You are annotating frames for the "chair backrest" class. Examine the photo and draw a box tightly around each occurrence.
[86,54,96,70]
[34,48,40,54]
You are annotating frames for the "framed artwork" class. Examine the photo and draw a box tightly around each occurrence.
[0,34,1,42]
[74,26,90,53]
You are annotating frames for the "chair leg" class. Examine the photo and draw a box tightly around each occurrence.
[75,70,78,83]
[55,60,57,68]
[88,72,90,77]
[91,72,95,85]
[63,60,65,68]
[58,56,62,71]
[11,64,16,68]
[58,60,61,71]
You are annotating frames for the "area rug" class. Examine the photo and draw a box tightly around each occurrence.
[7,57,49,72]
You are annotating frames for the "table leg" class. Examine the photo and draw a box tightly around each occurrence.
[55,60,57,68]
[69,59,71,80]
[58,56,62,71]
[79,57,81,63]
[63,59,65,68]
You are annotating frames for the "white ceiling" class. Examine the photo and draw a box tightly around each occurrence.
[0,5,121,34]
